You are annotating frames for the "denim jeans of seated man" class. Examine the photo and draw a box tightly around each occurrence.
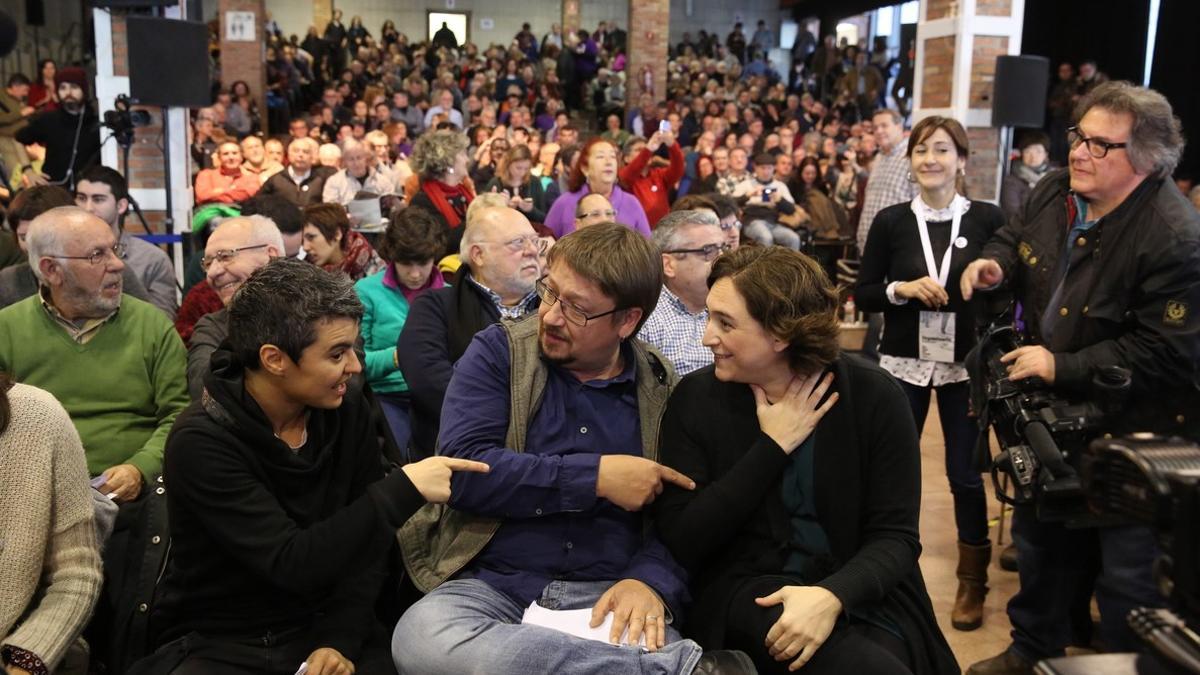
[392,578,704,675]
[742,219,801,250]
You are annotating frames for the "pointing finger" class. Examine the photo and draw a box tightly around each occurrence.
[442,458,491,473]
[657,465,696,490]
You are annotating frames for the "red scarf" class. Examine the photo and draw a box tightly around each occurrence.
[420,179,475,229]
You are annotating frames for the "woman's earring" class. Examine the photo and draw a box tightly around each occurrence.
[906,170,915,182]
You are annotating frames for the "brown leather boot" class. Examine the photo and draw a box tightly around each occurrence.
[952,540,991,631]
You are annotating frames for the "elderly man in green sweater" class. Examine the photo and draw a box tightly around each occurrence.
[0,206,188,503]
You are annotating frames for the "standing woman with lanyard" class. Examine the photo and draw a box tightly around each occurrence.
[856,116,1005,633]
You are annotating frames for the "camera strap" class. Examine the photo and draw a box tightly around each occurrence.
[910,193,967,288]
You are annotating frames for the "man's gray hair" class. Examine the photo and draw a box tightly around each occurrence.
[215,215,285,254]
[651,209,721,253]
[228,258,364,369]
[26,206,89,282]
[1074,81,1185,179]
[460,197,510,259]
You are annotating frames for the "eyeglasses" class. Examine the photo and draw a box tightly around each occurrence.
[49,242,127,266]
[578,208,616,221]
[665,242,731,262]
[200,244,269,271]
[535,276,623,327]
[719,219,743,231]
[1066,126,1128,159]
[482,235,547,254]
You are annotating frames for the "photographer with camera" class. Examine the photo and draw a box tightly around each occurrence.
[961,82,1200,674]
[14,67,99,189]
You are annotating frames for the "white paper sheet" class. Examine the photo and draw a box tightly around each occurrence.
[520,601,648,649]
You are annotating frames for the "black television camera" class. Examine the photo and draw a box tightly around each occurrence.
[102,94,152,148]
[967,320,1131,524]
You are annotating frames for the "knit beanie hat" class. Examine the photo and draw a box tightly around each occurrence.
[55,67,89,97]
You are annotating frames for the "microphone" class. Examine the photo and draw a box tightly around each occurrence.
[0,11,16,59]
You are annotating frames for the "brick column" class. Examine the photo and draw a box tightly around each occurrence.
[625,0,669,117]
[313,0,333,39]
[220,0,267,135]
[914,0,1024,201]
[562,0,581,37]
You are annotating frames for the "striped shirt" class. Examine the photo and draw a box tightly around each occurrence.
[856,141,918,254]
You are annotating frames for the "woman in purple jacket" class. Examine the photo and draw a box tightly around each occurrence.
[543,137,650,238]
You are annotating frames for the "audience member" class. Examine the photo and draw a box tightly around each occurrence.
[354,207,447,451]
[544,138,650,237]
[482,144,557,225]
[736,152,802,249]
[638,209,727,375]
[0,376,103,675]
[999,132,1052,219]
[302,203,385,281]
[194,141,261,205]
[574,192,616,229]
[240,193,306,258]
[619,130,685,229]
[14,67,99,187]
[186,215,284,400]
[260,137,335,208]
[408,129,476,255]
[322,139,399,207]
[397,206,541,457]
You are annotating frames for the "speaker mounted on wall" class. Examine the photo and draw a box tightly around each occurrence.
[127,16,209,108]
[992,55,1051,128]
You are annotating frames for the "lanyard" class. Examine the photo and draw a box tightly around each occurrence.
[910,194,966,288]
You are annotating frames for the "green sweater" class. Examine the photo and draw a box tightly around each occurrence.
[354,270,412,394]
[0,295,189,480]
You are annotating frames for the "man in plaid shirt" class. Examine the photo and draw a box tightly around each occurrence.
[856,108,918,254]
[637,210,728,375]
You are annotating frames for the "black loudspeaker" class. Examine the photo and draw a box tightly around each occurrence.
[127,16,209,108]
[25,0,44,27]
[992,55,1050,128]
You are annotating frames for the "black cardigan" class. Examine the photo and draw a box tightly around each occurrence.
[653,356,959,675]
[856,201,1005,363]
[154,346,424,657]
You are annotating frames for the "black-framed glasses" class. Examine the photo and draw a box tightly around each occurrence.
[483,235,547,254]
[664,242,731,262]
[535,276,622,327]
[1066,126,1128,159]
[49,242,127,266]
[200,244,269,271]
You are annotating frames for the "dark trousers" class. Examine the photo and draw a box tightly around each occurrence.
[723,575,913,675]
[376,392,412,463]
[131,624,394,675]
[1007,506,1164,660]
[899,379,988,544]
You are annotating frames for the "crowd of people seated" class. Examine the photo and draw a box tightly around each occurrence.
[1,10,1199,675]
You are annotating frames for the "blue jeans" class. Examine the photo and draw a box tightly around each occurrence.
[742,220,801,250]
[392,578,703,675]
[377,392,412,461]
[1007,506,1164,660]
[898,380,988,544]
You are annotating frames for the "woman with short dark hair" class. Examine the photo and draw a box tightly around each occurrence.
[302,203,384,281]
[354,208,447,451]
[655,246,958,675]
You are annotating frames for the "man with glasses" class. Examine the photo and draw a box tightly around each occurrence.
[0,206,188,501]
[638,210,728,375]
[961,82,1200,675]
[184,215,284,400]
[575,192,617,229]
[398,206,543,458]
[394,222,754,675]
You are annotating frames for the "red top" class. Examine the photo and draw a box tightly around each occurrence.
[618,142,685,229]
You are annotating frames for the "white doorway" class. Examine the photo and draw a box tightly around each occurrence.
[428,12,469,47]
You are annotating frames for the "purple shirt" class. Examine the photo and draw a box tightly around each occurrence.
[439,324,689,614]
[543,184,651,238]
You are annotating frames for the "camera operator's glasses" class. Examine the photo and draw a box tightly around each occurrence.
[1066,126,1128,159]
[665,243,731,262]
[200,244,269,271]
[49,242,128,266]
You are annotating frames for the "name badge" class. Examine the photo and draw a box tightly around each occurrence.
[919,311,956,363]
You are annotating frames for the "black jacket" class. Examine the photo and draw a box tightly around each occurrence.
[409,193,467,257]
[15,107,101,184]
[653,357,959,675]
[981,168,1200,438]
[857,200,1006,363]
[397,268,506,456]
[154,345,423,656]
[259,166,336,208]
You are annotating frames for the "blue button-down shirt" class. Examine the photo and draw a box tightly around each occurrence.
[439,324,690,615]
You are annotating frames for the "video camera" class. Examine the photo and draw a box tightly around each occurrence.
[967,320,1131,524]
[1080,436,1200,673]
[102,94,152,148]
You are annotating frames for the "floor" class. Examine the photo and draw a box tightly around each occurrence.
[916,398,1019,671]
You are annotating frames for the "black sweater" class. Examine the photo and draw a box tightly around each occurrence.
[653,357,959,675]
[154,346,424,658]
[15,107,101,184]
[856,201,1005,363]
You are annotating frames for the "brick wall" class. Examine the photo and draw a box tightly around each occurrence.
[976,0,1013,17]
[220,0,267,134]
[926,0,957,21]
[312,0,332,35]
[563,0,582,34]
[966,127,999,201]
[625,0,669,113]
[921,35,955,108]
[969,36,1008,109]
[109,11,169,236]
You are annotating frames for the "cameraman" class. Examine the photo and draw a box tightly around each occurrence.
[961,82,1200,674]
